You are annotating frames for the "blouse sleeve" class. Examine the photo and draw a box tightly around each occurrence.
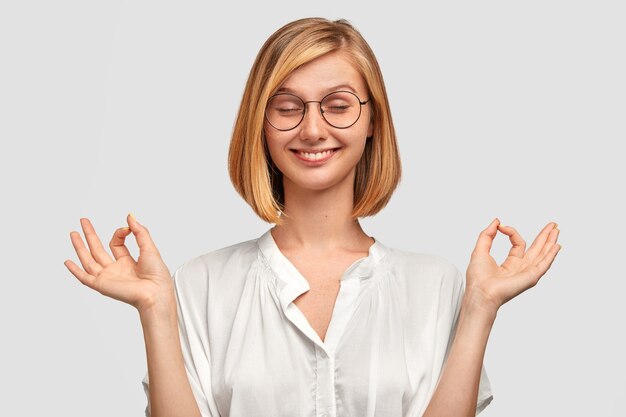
[141,263,220,417]
[446,265,494,416]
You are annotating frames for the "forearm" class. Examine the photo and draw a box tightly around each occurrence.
[140,299,202,417]
[422,291,497,417]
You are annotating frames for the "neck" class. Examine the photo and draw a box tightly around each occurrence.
[272,174,371,252]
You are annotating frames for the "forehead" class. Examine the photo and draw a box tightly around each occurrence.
[277,51,367,98]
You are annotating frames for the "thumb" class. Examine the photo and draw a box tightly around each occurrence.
[472,217,501,257]
[126,213,159,254]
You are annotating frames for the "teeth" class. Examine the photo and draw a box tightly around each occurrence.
[298,150,333,160]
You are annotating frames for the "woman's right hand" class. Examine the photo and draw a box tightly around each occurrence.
[64,214,175,315]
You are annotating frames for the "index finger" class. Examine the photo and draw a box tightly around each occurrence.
[497,224,526,259]
[109,226,134,260]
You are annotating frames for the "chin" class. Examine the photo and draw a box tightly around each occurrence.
[285,171,354,194]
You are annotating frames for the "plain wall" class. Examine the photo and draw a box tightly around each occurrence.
[1,0,624,415]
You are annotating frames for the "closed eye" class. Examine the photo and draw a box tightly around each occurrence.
[276,108,303,114]
[324,105,351,113]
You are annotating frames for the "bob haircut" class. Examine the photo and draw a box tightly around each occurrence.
[228,17,401,224]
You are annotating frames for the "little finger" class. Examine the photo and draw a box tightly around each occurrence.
[63,259,97,289]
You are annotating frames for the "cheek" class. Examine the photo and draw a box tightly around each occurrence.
[265,141,280,167]
[353,111,373,140]
[263,125,277,152]
[263,131,289,169]
[341,125,370,152]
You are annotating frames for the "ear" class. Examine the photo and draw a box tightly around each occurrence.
[367,116,374,138]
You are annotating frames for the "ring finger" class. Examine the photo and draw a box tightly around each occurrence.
[69,230,104,276]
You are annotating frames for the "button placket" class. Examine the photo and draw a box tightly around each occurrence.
[315,346,336,417]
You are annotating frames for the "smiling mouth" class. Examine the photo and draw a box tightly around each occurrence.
[291,148,340,162]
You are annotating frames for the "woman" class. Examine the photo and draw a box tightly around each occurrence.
[64,17,561,417]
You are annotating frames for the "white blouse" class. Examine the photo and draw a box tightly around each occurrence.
[142,229,493,416]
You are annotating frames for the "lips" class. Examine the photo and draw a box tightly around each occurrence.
[290,148,340,163]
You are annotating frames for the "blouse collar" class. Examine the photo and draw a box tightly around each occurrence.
[256,229,387,310]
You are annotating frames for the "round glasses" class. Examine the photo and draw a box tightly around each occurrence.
[265,90,370,131]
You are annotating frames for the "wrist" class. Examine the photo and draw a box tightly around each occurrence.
[138,292,178,326]
[461,287,499,323]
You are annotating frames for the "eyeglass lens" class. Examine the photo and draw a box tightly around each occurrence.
[266,91,363,131]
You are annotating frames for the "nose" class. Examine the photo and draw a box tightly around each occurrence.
[298,101,327,142]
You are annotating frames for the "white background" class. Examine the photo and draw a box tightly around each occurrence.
[1,0,624,416]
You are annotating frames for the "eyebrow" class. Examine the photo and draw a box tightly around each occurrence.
[275,83,359,95]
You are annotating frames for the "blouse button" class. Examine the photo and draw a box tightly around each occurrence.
[316,347,328,358]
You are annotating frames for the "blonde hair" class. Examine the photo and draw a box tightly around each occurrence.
[228,17,401,224]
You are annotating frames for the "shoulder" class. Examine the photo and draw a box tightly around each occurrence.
[384,246,461,277]
[172,238,260,289]
[382,246,464,291]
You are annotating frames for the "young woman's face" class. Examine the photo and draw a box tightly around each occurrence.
[263,50,374,195]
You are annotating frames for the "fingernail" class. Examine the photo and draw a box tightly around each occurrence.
[498,224,506,228]
[553,222,558,229]
[121,226,130,231]
[129,212,138,223]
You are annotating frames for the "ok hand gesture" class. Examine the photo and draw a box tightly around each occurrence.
[64,214,174,314]
[465,218,562,315]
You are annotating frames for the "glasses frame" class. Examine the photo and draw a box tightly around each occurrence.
[265,90,370,131]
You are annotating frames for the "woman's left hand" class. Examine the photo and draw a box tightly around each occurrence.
[465,218,562,315]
